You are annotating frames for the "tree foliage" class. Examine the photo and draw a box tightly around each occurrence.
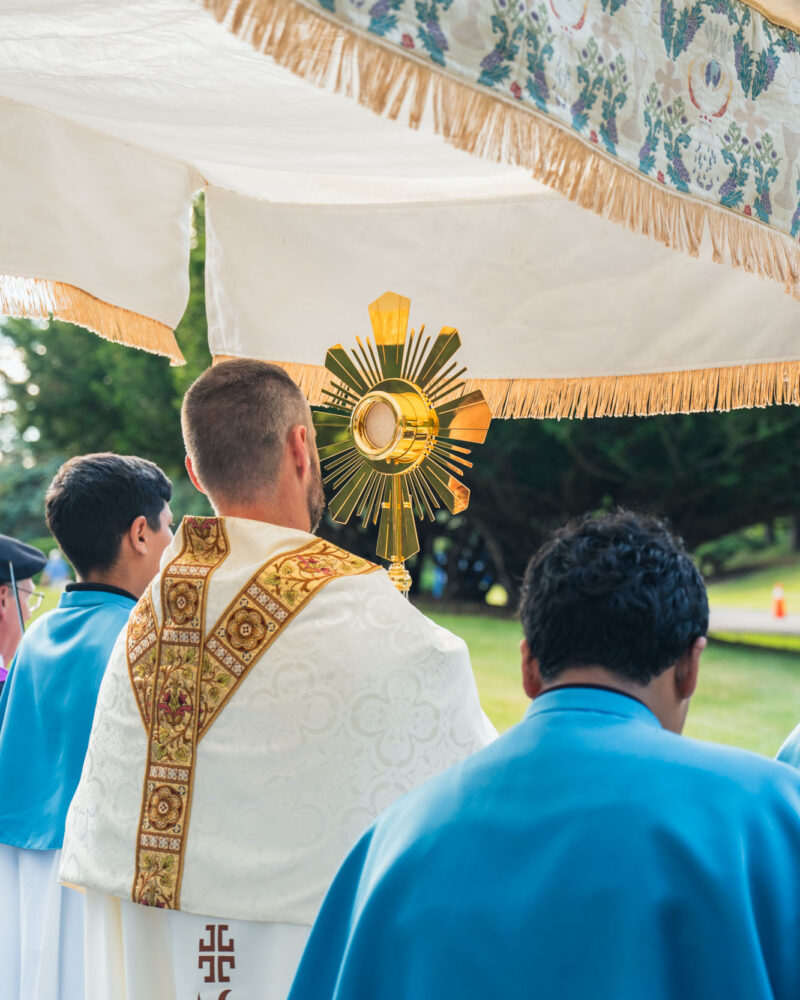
[459,409,800,599]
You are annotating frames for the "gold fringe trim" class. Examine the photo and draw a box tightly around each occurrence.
[213,355,800,418]
[205,0,800,299]
[0,275,184,364]
[213,355,333,399]
[740,0,800,34]
[466,364,800,417]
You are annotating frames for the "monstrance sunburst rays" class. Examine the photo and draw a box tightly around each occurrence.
[314,291,492,594]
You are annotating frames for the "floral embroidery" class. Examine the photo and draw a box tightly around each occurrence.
[166,580,199,625]
[416,0,455,67]
[131,519,377,910]
[226,607,268,651]
[126,592,158,729]
[313,0,800,247]
[148,785,183,830]
[135,852,176,908]
[157,679,194,728]
[132,517,230,910]
[368,0,406,36]
[184,516,228,563]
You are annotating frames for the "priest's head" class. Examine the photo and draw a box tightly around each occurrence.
[45,454,173,599]
[182,359,325,533]
[519,510,708,734]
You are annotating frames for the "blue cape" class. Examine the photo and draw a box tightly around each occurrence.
[777,723,800,770]
[0,588,134,850]
[289,687,800,1000]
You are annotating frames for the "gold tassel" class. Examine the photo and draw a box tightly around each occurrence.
[204,0,800,299]
[213,355,800,418]
[0,275,185,365]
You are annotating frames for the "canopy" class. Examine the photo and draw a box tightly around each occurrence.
[1,0,800,416]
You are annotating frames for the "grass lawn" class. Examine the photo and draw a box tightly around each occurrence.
[707,559,800,611]
[36,585,61,618]
[428,611,800,757]
[32,588,800,758]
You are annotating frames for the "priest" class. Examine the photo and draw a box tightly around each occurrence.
[61,359,495,1000]
[0,454,173,1000]
[289,511,800,1000]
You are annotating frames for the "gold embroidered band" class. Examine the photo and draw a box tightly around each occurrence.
[131,516,231,910]
[128,519,376,909]
[127,591,158,730]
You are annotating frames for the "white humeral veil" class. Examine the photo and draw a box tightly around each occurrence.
[61,516,496,999]
[0,845,84,1000]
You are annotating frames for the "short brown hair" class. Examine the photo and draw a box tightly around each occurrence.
[181,360,310,501]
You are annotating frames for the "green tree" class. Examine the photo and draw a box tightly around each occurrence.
[447,407,800,601]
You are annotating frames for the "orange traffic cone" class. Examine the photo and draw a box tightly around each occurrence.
[772,583,787,618]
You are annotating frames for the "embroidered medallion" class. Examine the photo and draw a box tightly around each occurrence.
[131,521,376,909]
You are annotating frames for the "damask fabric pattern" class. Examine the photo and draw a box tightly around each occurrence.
[316,0,800,242]
[60,516,496,925]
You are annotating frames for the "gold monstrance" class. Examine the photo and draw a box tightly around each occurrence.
[316,292,492,594]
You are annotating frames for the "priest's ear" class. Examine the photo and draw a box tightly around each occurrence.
[287,424,313,480]
[185,456,206,495]
[521,639,545,699]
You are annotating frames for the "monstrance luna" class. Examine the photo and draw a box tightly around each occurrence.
[315,291,492,594]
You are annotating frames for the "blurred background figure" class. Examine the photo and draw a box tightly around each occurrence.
[42,548,70,591]
[0,533,46,696]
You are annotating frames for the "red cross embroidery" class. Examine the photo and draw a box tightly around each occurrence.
[198,924,236,983]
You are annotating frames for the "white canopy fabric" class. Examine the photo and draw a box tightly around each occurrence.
[2,0,800,416]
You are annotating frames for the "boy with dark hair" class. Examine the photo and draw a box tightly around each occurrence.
[289,510,800,1000]
[0,453,172,1000]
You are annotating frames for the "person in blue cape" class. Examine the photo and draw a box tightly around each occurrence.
[0,453,173,1000]
[288,510,800,1000]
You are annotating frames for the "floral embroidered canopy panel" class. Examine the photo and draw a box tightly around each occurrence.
[1,0,800,417]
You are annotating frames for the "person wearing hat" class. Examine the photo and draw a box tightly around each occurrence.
[0,534,47,695]
[0,453,173,1000]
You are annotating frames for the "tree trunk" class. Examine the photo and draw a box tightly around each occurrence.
[791,516,800,553]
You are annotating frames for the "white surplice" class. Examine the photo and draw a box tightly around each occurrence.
[0,845,84,1000]
[60,516,496,999]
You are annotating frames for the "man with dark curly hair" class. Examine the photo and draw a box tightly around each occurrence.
[289,509,800,1000]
